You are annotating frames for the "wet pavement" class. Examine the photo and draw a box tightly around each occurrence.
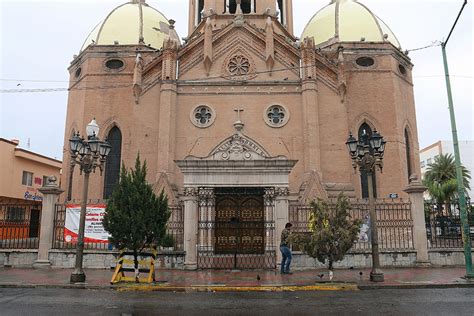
[0,267,473,290]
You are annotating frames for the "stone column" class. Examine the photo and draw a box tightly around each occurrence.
[34,176,64,268]
[404,178,430,265]
[183,187,199,270]
[274,187,289,265]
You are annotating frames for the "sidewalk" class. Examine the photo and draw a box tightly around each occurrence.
[0,267,473,291]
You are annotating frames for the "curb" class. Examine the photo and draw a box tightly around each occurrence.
[114,283,359,292]
[0,283,112,290]
[358,283,474,290]
[1,282,473,291]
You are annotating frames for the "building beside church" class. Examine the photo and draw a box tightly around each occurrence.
[62,0,421,269]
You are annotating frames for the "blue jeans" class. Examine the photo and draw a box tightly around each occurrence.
[280,246,292,273]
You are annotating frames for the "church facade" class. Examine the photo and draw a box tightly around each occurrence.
[62,0,421,269]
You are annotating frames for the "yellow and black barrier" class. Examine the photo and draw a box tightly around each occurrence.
[111,247,157,284]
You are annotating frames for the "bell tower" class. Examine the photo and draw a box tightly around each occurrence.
[188,0,294,35]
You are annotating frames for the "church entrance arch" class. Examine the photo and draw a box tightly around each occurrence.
[176,131,297,270]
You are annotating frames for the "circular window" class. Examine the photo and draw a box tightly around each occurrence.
[190,105,215,128]
[356,57,375,67]
[105,59,125,70]
[264,105,289,128]
[228,55,250,76]
[75,67,82,78]
[398,64,407,75]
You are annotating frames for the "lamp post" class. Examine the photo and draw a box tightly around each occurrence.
[440,0,472,279]
[69,119,111,283]
[346,130,386,282]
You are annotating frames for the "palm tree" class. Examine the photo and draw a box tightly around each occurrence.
[423,153,471,214]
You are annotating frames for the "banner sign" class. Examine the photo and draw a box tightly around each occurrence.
[64,204,110,243]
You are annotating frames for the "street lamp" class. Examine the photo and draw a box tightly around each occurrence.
[69,119,111,283]
[346,130,386,282]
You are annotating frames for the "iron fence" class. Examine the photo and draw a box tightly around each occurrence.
[425,200,474,249]
[52,202,184,251]
[167,204,184,251]
[288,199,414,253]
[0,202,42,249]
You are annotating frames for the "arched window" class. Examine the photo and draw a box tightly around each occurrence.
[227,0,254,14]
[67,129,76,201]
[277,0,285,24]
[358,123,377,199]
[103,127,122,199]
[405,128,412,182]
[196,0,204,25]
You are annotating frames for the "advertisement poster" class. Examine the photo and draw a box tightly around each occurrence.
[64,204,110,243]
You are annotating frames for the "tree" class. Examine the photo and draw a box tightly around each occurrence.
[292,194,361,277]
[423,153,471,213]
[102,155,170,281]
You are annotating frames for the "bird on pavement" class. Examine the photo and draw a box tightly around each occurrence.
[256,275,261,281]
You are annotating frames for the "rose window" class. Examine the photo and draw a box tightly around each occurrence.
[268,106,285,124]
[191,105,215,128]
[228,55,251,76]
[264,105,289,128]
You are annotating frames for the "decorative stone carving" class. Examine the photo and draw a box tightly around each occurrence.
[228,55,250,76]
[184,131,288,161]
[223,50,256,81]
[183,187,199,197]
[275,187,289,196]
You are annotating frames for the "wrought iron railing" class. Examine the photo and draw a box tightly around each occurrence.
[0,202,42,249]
[288,199,414,253]
[425,200,474,249]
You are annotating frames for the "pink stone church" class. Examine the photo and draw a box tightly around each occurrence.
[62,0,422,269]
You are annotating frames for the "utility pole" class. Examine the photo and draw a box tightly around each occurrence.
[441,0,473,279]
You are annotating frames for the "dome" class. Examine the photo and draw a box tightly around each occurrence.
[301,0,400,49]
[81,0,176,51]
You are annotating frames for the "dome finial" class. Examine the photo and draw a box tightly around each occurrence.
[132,0,146,4]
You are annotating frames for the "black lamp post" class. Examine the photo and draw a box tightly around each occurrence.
[346,130,386,282]
[69,119,111,283]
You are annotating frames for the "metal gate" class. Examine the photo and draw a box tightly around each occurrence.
[197,187,276,269]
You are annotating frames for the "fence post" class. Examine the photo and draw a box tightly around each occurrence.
[404,177,430,266]
[34,176,64,268]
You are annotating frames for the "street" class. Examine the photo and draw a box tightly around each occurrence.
[0,288,473,315]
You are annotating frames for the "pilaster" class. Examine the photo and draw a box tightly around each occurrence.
[183,187,199,270]
[404,179,430,265]
[35,177,64,268]
[274,187,289,264]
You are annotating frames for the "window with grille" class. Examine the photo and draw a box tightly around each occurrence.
[103,127,122,199]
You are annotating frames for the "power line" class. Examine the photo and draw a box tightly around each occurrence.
[1,40,464,94]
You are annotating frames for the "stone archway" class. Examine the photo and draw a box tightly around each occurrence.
[175,131,297,269]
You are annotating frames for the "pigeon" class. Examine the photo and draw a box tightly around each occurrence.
[359,271,363,276]
[349,267,354,270]
[16,83,21,86]
[318,273,324,279]
[256,275,261,281]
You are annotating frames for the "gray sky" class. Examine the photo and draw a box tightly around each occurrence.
[0,0,472,160]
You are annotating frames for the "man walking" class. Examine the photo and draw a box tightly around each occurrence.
[280,222,293,274]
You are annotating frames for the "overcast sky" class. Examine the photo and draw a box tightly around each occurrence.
[0,0,472,161]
